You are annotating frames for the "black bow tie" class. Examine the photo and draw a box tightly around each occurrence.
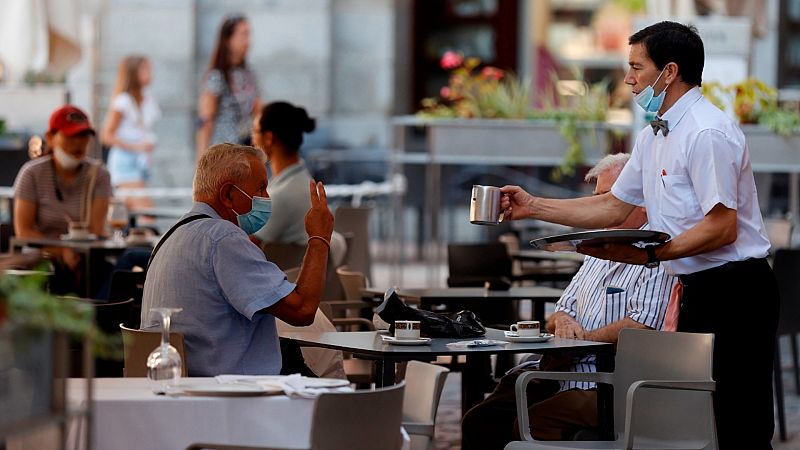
[650,118,669,136]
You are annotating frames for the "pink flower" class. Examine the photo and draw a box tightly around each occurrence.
[440,51,464,70]
[480,66,505,81]
[440,87,452,99]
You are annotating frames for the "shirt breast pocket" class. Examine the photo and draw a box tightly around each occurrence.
[660,174,697,219]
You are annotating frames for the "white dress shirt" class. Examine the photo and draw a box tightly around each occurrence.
[612,87,770,276]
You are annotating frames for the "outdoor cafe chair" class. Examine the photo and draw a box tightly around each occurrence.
[772,248,800,441]
[402,361,449,450]
[119,323,187,377]
[333,205,373,282]
[263,243,344,301]
[505,328,717,450]
[186,382,406,450]
[59,296,136,377]
[335,266,377,314]
[336,266,369,301]
[108,269,145,326]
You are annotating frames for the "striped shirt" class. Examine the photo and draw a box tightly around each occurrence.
[553,244,677,391]
[13,155,112,238]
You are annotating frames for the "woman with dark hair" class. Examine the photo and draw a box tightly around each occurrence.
[250,101,316,246]
[196,14,261,156]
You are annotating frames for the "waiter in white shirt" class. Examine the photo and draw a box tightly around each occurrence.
[500,21,778,449]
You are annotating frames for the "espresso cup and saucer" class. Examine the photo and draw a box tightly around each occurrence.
[61,222,96,241]
[381,320,430,345]
[510,320,540,337]
[504,320,553,343]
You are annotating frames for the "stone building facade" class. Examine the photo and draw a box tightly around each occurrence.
[69,0,400,188]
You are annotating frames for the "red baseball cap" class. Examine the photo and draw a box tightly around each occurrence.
[48,105,95,136]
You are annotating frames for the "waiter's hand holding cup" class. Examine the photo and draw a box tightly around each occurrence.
[470,185,504,225]
[499,185,535,221]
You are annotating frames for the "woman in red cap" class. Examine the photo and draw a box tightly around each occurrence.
[13,105,112,293]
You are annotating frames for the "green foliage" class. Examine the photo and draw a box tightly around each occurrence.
[2,268,122,359]
[418,56,609,175]
[613,0,646,13]
[473,73,533,119]
[702,78,800,136]
[759,107,800,137]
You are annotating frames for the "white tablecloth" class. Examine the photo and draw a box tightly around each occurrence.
[64,378,409,450]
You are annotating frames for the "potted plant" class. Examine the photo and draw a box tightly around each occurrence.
[0,268,118,433]
[416,51,610,177]
[702,78,800,136]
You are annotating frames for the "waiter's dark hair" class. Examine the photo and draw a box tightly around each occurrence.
[629,21,704,86]
[257,101,316,152]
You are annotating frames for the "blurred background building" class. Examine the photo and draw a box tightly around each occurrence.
[0,0,798,262]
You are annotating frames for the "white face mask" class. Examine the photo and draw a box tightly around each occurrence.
[53,146,83,170]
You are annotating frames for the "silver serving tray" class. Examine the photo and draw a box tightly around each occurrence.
[529,229,671,252]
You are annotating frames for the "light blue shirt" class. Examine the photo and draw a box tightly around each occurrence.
[141,202,296,376]
[254,160,311,245]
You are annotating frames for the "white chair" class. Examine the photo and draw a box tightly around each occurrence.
[186,382,406,450]
[402,361,450,450]
[505,329,717,450]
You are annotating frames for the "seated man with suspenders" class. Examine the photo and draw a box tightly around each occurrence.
[141,143,333,376]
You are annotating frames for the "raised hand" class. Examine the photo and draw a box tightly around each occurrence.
[304,179,334,241]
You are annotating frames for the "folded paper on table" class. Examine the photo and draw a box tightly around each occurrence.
[215,374,352,398]
[446,339,509,348]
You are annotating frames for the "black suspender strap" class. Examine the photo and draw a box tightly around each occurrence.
[145,214,211,275]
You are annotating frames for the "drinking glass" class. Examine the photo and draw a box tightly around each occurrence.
[146,307,183,394]
[107,200,130,244]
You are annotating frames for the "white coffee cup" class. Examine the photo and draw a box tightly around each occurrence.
[394,320,421,340]
[68,221,90,239]
[510,320,540,337]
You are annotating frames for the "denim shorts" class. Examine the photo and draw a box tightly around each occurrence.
[107,147,149,185]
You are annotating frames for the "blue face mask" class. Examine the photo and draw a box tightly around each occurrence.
[634,68,667,113]
[231,185,272,235]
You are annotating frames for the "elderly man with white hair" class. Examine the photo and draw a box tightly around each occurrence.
[460,153,677,449]
[141,143,333,376]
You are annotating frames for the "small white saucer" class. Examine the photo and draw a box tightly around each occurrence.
[381,335,431,346]
[503,331,554,343]
[60,233,97,242]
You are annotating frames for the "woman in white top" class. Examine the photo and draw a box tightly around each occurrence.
[101,55,161,210]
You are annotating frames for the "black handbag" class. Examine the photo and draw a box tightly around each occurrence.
[375,288,486,338]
